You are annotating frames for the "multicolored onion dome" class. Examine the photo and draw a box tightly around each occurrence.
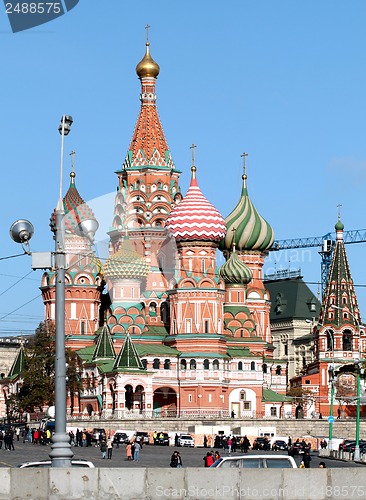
[103,237,149,280]
[136,42,160,79]
[50,172,97,235]
[165,166,227,242]
[219,251,252,285]
[221,173,274,251]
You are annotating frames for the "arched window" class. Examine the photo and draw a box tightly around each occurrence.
[251,361,255,371]
[149,302,157,316]
[190,359,196,370]
[238,361,243,371]
[213,359,219,370]
[343,330,353,351]
[164,359,170,370]
[326,330,334,351]
[276,365,282,375]
[262,363,267,374]
[141,359,147,369]
[180,359,187,370]
[203,359,210,370]
[153,358,160,369]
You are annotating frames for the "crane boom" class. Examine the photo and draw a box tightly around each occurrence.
[270,229,366,296]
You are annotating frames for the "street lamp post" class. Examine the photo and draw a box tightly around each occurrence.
[330,304,363,461]
[328,363,335,452]
[49,115,74,467]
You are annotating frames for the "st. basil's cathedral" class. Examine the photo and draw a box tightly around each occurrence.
[2,37,364,422]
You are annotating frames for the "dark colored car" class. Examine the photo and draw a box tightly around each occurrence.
[155,432,170,446]
[288,441,306,456]
[136,431,150,445]
[341,440,366,452]
[253,437,271,451]
[113,432,129,445]
[272,440,288,451]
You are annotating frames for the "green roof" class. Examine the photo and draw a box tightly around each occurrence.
[226,347,251,357]
[178,352,229,359]
[113,334,144,370]
[93,323,116,360]
[262,388,292,402]
[7,345,25,378]
[136,344,178,356]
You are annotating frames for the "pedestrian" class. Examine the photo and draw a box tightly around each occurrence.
[107,436,113,459]
[232,436,237,452]
[299,461,305,468]
[243,435,250,453]
[174,433,179,447]
[126,442,133,461]
[15,428,20,441]
[214,451,221,461]
[100,439,107,459]
[227,437,232,453]
[0,430,3,449]
[176,451,183,468]
[203,451,214,467]
[231,410,235,418]
[134,441,141,462]
[203,435,208,448]
[303,449,311,468]
[170,451,179,468]
[8,432,15,451]
[337,408,341,419]
[319,461,326,468]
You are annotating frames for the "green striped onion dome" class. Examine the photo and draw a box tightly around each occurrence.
[335,218,344,231]
[219,251,252,285]
[220,174,274,252]
[103,237,149,280]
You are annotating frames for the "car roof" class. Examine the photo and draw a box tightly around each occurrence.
[17,460,95,468]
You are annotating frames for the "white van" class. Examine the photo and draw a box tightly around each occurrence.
[211,455,297,468]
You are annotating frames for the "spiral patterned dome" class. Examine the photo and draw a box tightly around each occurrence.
[221,173,274,251]
[50,172,97,235]
[165,166,227,242]
[219,251,252,285]
[103,237,149,280]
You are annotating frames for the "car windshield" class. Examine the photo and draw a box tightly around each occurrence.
[181,435,191,439]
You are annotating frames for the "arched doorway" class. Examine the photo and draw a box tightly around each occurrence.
[125,384,133,410]
[135,385,145,413]
[153,386,177,417]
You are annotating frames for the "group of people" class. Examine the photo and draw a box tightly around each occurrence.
[211,434,251,453]
[0,429,15,450]
[203,450,221,467]
[100,433,144,462]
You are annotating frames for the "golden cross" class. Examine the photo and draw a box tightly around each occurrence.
[70,150,76,172]
[190,144,197,166]
[337,203,342,220]
[145,24,150,42]
[241,152,248,176]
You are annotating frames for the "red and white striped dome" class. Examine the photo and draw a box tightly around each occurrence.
[166,167,226,242]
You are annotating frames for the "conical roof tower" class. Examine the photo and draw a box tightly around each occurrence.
[93,323,116,361]
[113,334,144,370]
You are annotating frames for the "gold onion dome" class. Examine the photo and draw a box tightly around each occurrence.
[103,237,149,280]
[219,250,252,285]
[136,42,160,79]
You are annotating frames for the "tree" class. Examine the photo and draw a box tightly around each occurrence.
[14,321,83,414]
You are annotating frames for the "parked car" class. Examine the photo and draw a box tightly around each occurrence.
[91,428,106,443]
[113,432,129,445]
[341,440,366,453]
[272,440,288,451]
[155,432,170,446]
[178,434,194,447]
[253,437,271,450]
[135,431,150,445]
[17,460,95,468]
[288,441,306,455]
[210,455,297,468]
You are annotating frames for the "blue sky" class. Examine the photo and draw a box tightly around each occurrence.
[1,0,366,335]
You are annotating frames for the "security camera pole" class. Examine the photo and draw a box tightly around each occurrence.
[49,115,74,467]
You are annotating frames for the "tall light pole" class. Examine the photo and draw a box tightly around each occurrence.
[330,304,363,461]
[328,361,335,452]
[49,115,74,467]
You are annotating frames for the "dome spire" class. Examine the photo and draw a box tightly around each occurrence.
[69,150,76,184]
[190,143,197,183]
[241,151,248,189]
[136,26,160,79]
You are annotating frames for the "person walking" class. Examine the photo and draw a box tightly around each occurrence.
[243,436,250,453]
[100,439,107,459]
[107,436,113,459]
[203,451,214,467]
[126,442,133,461]
[176,451,183,468]
[134,441,141,462]
[303,449,311,468]
[203,435,208,448]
